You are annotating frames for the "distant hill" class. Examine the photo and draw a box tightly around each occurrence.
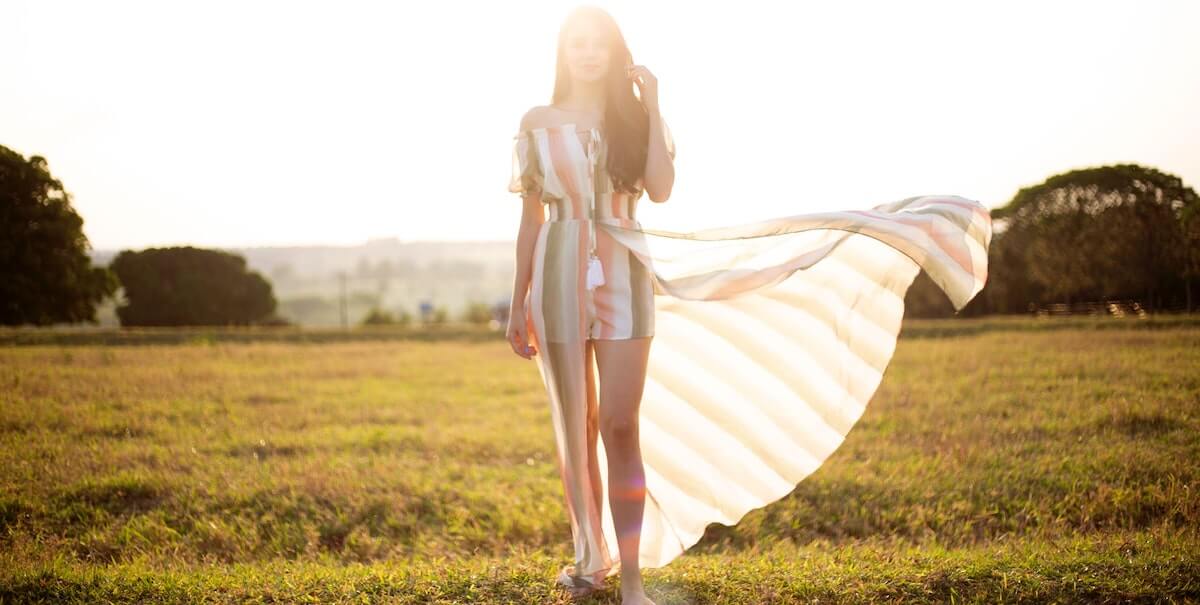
[90,238,517,327]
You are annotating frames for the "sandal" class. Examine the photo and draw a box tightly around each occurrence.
[556,564,602,597]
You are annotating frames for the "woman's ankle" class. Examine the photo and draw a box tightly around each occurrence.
[620,571,644,589]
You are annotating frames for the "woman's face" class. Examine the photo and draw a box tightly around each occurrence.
[563,19,611,84]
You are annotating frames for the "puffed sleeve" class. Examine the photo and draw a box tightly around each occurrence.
[508,131,543,198]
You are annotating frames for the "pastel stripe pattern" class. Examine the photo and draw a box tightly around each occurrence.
[509,122,992,589]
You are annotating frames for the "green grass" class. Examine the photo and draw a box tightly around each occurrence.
[1,316,1197,603]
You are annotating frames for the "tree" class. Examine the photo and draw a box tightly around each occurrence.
[361,307,396,325]
[989,163,1198,311]
[0,145,118,325]
[109,246,277,326]
[460,301,495,325]
[1181,194,1200,311]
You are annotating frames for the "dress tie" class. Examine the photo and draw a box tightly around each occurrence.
[585,126,606,290]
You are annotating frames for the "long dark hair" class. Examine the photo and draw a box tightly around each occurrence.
[551,6,650,196]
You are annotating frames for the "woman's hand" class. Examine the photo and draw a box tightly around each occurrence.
[506,307,536,359]
[626,63,659,111]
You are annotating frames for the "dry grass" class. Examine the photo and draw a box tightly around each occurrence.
[0,316,1197,603]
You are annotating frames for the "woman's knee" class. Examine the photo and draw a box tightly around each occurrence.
[600,414,639,443]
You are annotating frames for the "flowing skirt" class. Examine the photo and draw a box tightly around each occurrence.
[524,194,992,588]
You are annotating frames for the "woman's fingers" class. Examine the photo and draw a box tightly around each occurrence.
[625,64,653,81]
[519,327,536,358]
[507,327,522,356]
[519,327,535,358]
[508,325,534,359]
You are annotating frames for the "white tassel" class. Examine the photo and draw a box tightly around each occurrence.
[586,255,605,290]
[584,128,606,292]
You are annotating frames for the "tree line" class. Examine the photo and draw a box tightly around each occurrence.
[904,163,1199,317]
[2,144,1196,326]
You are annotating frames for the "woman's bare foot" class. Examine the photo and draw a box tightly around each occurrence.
[620,576,655,604]
[620,590,656,605]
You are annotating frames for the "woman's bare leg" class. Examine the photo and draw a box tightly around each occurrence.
[593,336,655,605]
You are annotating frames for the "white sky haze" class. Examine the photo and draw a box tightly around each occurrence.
[3,0,1197,250]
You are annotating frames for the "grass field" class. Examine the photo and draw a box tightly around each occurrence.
[1,316,1197,603]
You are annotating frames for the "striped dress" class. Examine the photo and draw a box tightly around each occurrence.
[509,117,992,591]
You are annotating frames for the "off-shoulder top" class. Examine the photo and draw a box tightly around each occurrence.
[508,117,676,203]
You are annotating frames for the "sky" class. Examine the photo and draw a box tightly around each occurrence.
[3,0,1198,251]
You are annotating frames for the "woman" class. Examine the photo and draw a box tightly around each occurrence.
[505,6,992,604]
